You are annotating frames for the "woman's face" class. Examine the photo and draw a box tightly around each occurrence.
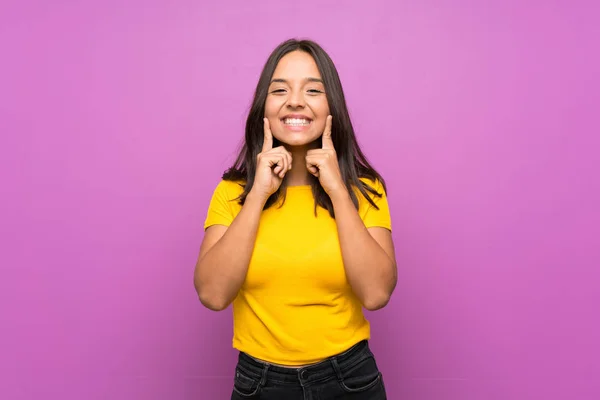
[264,51,330,148]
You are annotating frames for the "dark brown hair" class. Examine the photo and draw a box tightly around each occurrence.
[223,38,386,217]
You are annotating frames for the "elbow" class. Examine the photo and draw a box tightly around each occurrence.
[362,279,396,311]
[363,265,398,311]
[198,291,230,311]
[194,268,230,312]
[195,280,230,311]
[201,300,230,312]
[363,293,392,311]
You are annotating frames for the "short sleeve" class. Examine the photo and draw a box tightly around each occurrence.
[203,180,244,230]
[358,179,392,231]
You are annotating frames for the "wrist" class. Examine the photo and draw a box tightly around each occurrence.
[328,186,351,204]
[246,190,268,208]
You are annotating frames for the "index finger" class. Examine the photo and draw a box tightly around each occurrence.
[321,115,334,150]
[262,118,273,152]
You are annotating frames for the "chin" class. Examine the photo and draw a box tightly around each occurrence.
[276,134,319,148]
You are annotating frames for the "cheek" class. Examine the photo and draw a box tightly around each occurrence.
[312,121,326,135]
[264,101,276,117]
[311,101,330,128]
[265,96,286,113]
[308,98,330,116]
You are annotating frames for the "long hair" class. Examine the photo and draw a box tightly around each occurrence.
[223,38,386,218]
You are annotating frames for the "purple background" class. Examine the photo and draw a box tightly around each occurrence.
[1,1,599,399]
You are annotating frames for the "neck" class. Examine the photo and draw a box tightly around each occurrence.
[283,143,318,187]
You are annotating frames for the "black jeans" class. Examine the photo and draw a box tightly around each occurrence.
[231,340,387,400]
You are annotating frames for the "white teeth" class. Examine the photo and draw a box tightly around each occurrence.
[283,118,311,126]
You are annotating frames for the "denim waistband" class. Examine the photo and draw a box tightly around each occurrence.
[236,340,371,385]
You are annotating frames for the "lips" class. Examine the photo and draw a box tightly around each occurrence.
[282,118,311,126]
[281,114,313,126]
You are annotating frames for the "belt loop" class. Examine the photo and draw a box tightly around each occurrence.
[259,363,270,386]
[330,358,343,381]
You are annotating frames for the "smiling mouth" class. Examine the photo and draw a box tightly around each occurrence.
[281,117,312,127]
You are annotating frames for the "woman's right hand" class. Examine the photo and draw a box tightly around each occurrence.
[249,118,292,202]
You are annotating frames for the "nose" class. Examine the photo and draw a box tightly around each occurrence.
[286,89,305,108]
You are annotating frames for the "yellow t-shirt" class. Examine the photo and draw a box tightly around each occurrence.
[203,178,392,365]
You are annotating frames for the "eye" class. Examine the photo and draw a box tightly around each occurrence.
[271,89,286,94]
[307,89,324,94]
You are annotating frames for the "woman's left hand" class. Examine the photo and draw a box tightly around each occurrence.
[306,115,347,197]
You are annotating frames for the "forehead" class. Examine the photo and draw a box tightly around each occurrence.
[272,51,322,79]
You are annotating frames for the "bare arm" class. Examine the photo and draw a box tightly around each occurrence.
[193,193,266,311]
[304,116,397,311]
[330,189,397,311]
[194,118,292,311]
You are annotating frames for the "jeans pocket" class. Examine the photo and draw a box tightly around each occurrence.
[339,353,383,393]
[233,367,261,397]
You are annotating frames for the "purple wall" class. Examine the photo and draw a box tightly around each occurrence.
[1,1,598,399]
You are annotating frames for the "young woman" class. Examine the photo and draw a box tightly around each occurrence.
[194,38,397,399]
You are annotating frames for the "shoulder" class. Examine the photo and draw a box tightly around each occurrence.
[210,179,246,200]
[355,176,392,228]
[357,177,387,197]
[354,176,389,214]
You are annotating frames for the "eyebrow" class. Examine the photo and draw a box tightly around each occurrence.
[269,77,324,84]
